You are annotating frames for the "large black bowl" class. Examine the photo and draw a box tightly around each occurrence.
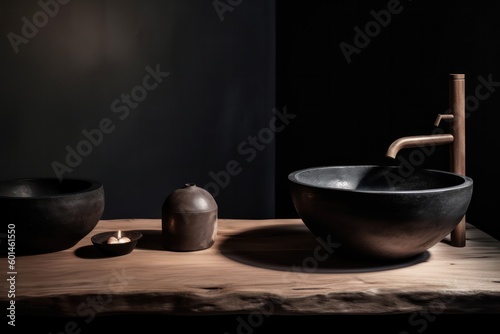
[289,165,473,261]
[0,178,105,255]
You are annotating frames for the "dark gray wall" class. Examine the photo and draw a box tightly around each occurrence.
[1,0,276,220]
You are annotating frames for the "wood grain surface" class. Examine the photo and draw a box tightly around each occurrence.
[2,219,500,316]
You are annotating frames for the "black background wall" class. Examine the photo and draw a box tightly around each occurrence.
[276,0,500,243]
[1,0,276,221]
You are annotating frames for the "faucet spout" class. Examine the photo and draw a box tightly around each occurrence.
[385,134,454,159]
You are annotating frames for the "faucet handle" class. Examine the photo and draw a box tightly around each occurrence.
[434,113,454,127]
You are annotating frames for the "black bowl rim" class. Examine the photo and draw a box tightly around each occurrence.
[0,177,103,199]
[288,165,473,194]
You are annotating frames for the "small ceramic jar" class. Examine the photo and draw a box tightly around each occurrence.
[161,183,218,251]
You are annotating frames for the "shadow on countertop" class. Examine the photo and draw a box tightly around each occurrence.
[218,224,430,273]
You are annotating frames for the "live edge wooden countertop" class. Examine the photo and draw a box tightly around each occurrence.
[3,219,500,317]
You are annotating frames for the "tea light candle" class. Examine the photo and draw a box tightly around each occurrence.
[107,230,131,244]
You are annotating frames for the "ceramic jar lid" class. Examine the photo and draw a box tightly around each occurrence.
[162,183,217,214]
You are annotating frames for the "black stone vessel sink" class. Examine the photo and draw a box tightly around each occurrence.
[0,178,104,255]
[288,165,473,261]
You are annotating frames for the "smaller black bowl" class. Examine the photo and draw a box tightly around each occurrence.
[91,231,142,256]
